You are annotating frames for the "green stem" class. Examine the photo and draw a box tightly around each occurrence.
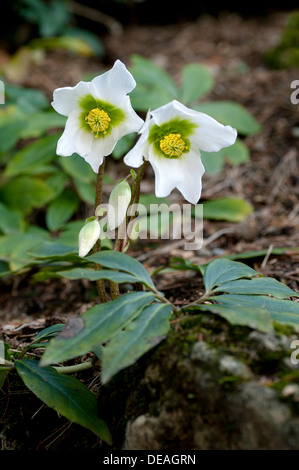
[110,161,149,297]
[93,160,108,303]
[181,290,214,311]
[52,361,93,375]
[118,160,149,253]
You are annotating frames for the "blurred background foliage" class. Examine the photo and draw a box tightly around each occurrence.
[0,0,297,279]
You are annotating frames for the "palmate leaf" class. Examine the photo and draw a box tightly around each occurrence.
[214,277,299,299]
[15,359,111,444]
[40,292,156,366]
[87,251,155,289]
[203,258,258,292]
[206,294,299,330]
[100,303,172,383]
[184,258,299,332]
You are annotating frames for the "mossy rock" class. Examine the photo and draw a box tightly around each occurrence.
[98,314,299,450]
[264,11,299,68]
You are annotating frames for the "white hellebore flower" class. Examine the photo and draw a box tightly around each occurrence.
[78,218,101,257]
[52,60,144,173]
[124,100,237,204]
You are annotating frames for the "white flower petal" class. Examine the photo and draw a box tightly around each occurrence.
[52,81,90,117]
[148,144,205,204]
[148,146,181,198]
[75,128,93,157]
[123,120,151,167]
[189,112,237,152]
[83,136,117,173]
[113,95,144,139]
[151,100,186,126]
[56,109,80,156]
[91,60,136,103]
[175,149,205,204]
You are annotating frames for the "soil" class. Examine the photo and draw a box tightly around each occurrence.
[0,10,299,450]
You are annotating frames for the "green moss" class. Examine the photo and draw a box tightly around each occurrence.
[264,11,299,68]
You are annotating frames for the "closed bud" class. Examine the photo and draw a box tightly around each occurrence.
[108,180,131,230]
[78,219,101,257]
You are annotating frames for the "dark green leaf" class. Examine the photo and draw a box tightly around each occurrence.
[46,189,80,231]
[0,202,25,234]
[15,359,111,444]
[4,133,59,177]
[87,251,155,288]
[208,294,299,329]
[59,153,94,183]
[214,277,299,299]
[40,292,156,366]
[194,302,273,333]
[203,258,258,292]
[57,268,142,285]
[101,303,172,383]
[35,324,65,341]
[0,176,55,214]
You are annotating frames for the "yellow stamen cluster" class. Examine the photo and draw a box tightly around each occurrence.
[159,133,187,157]
[85,108,111,137]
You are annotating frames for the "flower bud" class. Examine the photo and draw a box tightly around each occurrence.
[107,180,131,230]
[78,218,101,257]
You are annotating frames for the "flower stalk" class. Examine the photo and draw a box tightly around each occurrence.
[93,160,108,303]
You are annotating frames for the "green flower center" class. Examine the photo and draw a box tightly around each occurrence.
[159,133,188,157]
[85,108,111,137]
[148,118,197,159]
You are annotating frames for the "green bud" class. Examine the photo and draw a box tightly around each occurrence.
[108,180,132,230]
[78,219,101,257]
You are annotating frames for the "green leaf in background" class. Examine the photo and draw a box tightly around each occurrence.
[35,323,65,341]
[18,0,71,37]
[15,359,111,444]
[46,189,80,231]
[130,54,178,110]
[40,292,156,366]
[214,277,299,299]
[59,153,95,183]
[112,133,136,160]
[5,82,48,113]
[20,111,66,139]
[203,258,259,292]
[195,101,261,136]
[0,227,50,271]
[87,251,155,289]
[201,197,253,222]
[28,241,78,259]
[201,138,250,173]
[180,63,214,104]
[0,119,27,152]
[101,303,172,383]
[30,36,94,57]
[0,202,25,234]
[0,176,55,214]
[66,27,104,58]
[73,179,95,205]
[4,133,59,177]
